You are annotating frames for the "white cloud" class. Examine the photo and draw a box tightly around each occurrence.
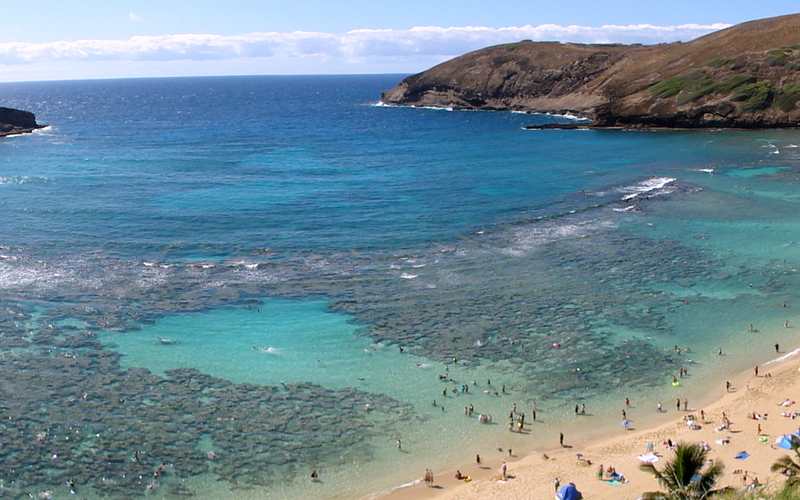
[128,11,143,23]
[0,23,729,67]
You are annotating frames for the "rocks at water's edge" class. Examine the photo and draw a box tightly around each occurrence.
[0,106,45,137]
[382,14,800,128]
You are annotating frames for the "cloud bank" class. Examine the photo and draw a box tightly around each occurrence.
[0,23,730,66]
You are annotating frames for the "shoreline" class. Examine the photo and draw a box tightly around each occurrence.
[0,125,47,138]
[379,342,800,500]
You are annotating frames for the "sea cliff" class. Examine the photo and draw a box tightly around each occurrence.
[0,107,45,137]
[382,14,800,128]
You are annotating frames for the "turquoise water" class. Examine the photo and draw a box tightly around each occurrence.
[2,76,800,498]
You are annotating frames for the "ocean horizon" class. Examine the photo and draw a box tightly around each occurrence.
[2,74,800,499]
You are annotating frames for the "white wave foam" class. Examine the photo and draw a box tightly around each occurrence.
[33,125,54,135]
[694,168,714,173]
[0,175,49,186]
[619,177,676,201]
[764,347,800,366]
[400,273,418,279]
[613,205,637,213]
[538,111,586,121]
[372,101,453,111]
[503,219,616,256]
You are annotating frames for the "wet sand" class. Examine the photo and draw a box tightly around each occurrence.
[382,346,800,499]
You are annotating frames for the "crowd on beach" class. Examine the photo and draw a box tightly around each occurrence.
[385,315,800,499]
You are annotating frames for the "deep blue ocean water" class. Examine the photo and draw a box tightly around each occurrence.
[3,75,800,498]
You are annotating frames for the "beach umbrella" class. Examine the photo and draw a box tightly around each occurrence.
[777,435,794,450]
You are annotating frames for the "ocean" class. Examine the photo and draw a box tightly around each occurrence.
[2,74,800,499]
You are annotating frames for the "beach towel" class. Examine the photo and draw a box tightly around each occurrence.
[734,451,750,460]
[638,453,659,464]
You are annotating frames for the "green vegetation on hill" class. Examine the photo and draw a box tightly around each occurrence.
[775,83,800,111]
[732,81,774,111]
[768,49,791,66]
[649,72,757,104]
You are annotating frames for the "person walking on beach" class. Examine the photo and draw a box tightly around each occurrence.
[676,398,681,412]
[580,403,586,415]
[683,398,688,411]
[396,439,402,450]
[559,432,565,447]
[754,365,759,377]
[554,477,560,493]
[501,461,508,480]
[776,343,781,352]
[575,404,579,416]
[657,401,662,413]
[726,380,731,392]
[476,454,481,465]
[625,397,631,407]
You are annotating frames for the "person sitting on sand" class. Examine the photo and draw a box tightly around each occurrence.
[455,470,465,480]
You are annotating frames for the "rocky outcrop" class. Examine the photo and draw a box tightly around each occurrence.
[0,107,45,137]
[382,14,800,128]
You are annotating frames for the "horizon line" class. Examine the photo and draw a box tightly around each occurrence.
[0,72,413,85]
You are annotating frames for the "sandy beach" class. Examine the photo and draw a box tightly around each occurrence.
[383,346,800,499]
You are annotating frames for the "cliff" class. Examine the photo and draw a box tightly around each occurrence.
[382,14,800,128]
[0,107,45,137]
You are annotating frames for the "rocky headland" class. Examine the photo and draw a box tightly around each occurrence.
[382,14,800,128]
[0,106,45,137]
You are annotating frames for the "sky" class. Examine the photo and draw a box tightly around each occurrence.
[1,0,798,82]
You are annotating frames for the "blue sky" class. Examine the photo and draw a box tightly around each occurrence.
[1,1,798,81]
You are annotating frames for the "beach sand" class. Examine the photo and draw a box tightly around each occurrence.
[382,348,800,499]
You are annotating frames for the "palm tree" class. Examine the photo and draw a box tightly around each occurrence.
[640,442,726,499]
[771,435,800,489]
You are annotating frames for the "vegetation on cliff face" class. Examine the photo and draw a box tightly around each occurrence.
[382,14,800,128]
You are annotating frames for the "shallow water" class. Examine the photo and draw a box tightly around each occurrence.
[2,76,800,498]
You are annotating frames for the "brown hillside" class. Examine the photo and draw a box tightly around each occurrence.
[382,14,800,128]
